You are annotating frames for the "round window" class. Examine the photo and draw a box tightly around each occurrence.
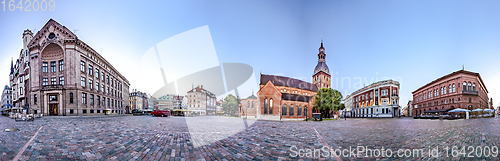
[49,33,55,39]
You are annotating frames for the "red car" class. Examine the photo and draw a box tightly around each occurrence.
[151,110,171,117]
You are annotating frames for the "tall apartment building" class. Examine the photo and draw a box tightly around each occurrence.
[130,89,148,111]
[10,29,32,110]
[186,85,216,115]
[24,19,130,116]
[1,85,13,113]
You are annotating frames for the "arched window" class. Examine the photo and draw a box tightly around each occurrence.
[452,84,456,93]
[252,101,254,108]
[440,87,443,95]
[304,106,307,117]
[282,104,287,116]
[469,98,471,103]
[472,83,476,91]
[449,85,452,93]
[444,86,447,94]
[290,105,294,116]
[463,82,467,91]
[298,105,302,116]
[264,99,268,114]
[269,99,273,114]
[468,82,472,91]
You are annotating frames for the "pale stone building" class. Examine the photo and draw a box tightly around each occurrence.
[26,19,130,116]
[1,85,13,113]
[186,85,216,115]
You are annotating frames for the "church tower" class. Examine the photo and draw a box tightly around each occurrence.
[312,38,331,89]
[23,29,33,51]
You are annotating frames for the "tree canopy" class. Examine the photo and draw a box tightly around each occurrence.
[222,94,239,115]
[314,88,343,116]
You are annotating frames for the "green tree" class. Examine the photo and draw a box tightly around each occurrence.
[491,98,493,106]
[314,88,343,118]
[339,103,345,111]
[222,94,239,116]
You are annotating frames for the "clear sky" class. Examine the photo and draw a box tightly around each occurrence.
[1,0,500,107]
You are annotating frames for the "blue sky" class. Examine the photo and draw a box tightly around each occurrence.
[1,0,500,107]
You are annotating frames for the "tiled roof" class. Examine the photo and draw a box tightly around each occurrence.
[260,74,318,92]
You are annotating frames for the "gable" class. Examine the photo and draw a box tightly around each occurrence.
[29,19,77,50]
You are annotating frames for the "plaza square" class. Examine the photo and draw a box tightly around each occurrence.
[1,115,500,160]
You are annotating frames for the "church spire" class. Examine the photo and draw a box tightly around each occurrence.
[318,36,325,62]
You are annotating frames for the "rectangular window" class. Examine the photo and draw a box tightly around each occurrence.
[106,75,109,84]
[101,85,104,93]
[101,72,104,81]
[90,94,94,105]
[70,93,74,104]
[82,93,87,104]
[96,82,99,91]
[42,78,48,85]
[96,69,99,78]
[49,95,57,101]
[34,94,37,104]
[106,87,109,94]
[59,77,64,85]
[20,87,23,95]
[107,98,110,107]
[89,80,93,89]
[83,110,87,114]
[50,62,56,72]
[80,61,86,72]
[90,110,94,113]
[97,96,100,106]
[102,97,106,107]
[51,77,56,85]
[59,60,64,71]
[89,65,93,76]
[81,77,86,87]
[70,109,74,114]
[42,62,48,73]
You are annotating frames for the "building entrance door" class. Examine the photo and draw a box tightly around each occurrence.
[49,104,58,116]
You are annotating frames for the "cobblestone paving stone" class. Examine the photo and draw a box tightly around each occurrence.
[1,115,500,160]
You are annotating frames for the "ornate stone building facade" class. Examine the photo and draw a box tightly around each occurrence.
[130,89,147,111]
[26,19,130,116]
[350,80,400,118]
[412,70,490,116]
[10,29,33,111]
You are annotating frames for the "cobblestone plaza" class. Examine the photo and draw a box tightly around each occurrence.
[1,116,500,160]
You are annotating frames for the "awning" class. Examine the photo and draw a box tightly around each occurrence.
[424,109,450,113]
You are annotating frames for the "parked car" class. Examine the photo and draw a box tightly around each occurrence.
[151,110,171,117]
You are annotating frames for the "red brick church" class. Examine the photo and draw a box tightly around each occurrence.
[254,40,332,120]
